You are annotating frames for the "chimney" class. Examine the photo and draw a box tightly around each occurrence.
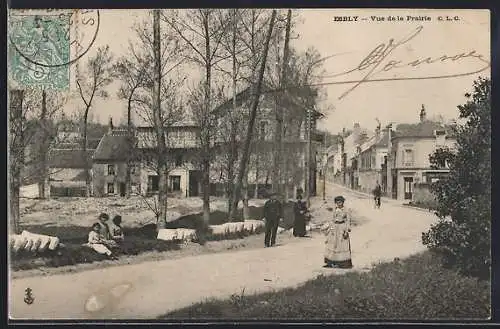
[420,104,426,123]
[108,116,114,134]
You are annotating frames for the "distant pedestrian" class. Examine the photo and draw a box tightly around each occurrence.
[372,182,382,209]
[293,194,308,237]
[263,192,283,247]
[86,223,117,260]
[321,195,353,268]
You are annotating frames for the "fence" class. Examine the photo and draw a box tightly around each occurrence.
[50,186,87,197]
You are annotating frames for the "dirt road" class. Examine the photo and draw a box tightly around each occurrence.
[9,183,439,320]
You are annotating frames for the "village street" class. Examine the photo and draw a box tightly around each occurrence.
[9,182,439,320]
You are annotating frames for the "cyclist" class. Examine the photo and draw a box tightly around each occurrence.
[372,182,382,209]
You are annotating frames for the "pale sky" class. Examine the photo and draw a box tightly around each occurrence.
[21,9,491,134]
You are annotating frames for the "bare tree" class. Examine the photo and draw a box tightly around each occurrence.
[22,88,68,199]
[75,45,114,197]
[162,9,231,224]
[9,89,26,234]
[125,10,186,229]
[113,48,149,197]
[228,10,277,220]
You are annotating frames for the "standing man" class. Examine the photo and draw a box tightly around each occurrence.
[373,181,382,209]
[264,192,283,247]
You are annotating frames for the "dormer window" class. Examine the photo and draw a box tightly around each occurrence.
[435,129,446,146]
[434,129,446,137]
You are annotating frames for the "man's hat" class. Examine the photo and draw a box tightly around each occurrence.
[334,195,345,202]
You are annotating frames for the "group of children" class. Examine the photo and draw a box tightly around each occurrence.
[86,213,125,259]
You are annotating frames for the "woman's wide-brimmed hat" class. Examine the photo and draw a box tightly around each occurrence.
[334,195,345,202]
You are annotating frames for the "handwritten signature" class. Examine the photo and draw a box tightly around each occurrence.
[321,25,490,100]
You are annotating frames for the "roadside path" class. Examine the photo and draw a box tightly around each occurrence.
[10,183,439,320]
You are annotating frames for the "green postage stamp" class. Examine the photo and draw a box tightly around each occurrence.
[9,13,70,90]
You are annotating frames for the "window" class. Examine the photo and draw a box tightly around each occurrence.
[403,149,414,167]
[107,183,115,195]
[107,164,115,175]
[259,121,267,141]
[130,164,137,174]
[170,175,181,191]
[148,175,159,192]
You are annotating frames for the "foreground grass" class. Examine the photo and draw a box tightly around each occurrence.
[161,251,490,320]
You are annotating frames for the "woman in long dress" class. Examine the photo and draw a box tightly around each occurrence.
[322,195,353,268]
[293,194,308,237]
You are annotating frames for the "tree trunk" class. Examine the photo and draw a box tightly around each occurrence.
[83,108,91,197]
[202,14,212,225]
[229,10,277,220]
[279,9,292,202]
[153,9,168,229]
[242,167,249,220]
[9,89,24,234]
[227,9,238,216]
[254,147,260,198]
[38,89,48,199]
[125,97,133,198]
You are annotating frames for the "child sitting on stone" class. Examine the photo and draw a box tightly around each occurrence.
[110,215,125,243]
[87,223,118,260]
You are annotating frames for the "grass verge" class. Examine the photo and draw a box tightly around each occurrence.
[160,251,490,320]
[11,206,267,271]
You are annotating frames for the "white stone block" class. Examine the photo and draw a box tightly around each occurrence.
[48,237,60,250]
[11,235,25,252]
[157,229,176,241]
[38,236,51,252]
[24,238,34,251]
[30,237,42,252]
[210,225,226,236]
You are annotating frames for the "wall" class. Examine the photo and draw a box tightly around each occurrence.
[394,137,456,169]
[139,162,191,197]
[412,183,438,207]
[358,170,381,194]
[137,128,199,149]
[92,162,141,197]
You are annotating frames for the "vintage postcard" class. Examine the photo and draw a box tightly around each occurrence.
[7,8,491,321]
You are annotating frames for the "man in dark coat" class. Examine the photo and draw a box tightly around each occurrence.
[263,192,283,247]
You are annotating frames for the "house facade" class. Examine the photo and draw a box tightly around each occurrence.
[356,128,389,194]
[92,125,141,197]
[387,107,457,201]
[210,86,323,199]
[135,122,201,198]
[91,117,202,198]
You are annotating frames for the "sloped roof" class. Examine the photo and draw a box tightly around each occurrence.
[393,120,455,139]
[48,149,94,169]
[211,83,323,119]
[93,133,134,162]
[374,132,390,147]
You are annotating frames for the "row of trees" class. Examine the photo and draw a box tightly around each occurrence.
[9,9,330,233]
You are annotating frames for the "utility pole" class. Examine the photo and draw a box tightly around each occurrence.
[386,123,393,199]
[305,107,312,207]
